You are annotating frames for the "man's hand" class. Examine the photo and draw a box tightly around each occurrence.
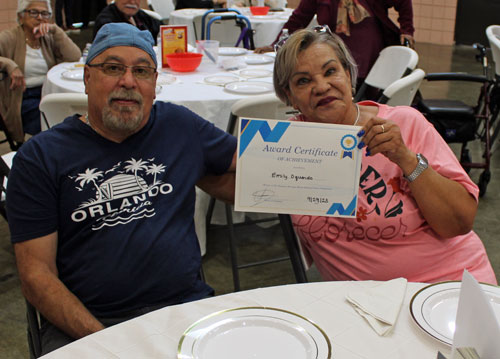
[9,68,26,91]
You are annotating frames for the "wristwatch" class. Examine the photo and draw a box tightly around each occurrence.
[405,153,428,182]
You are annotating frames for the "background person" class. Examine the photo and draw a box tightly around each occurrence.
[257,0,414,87]
[93,0,161,44]
[0,0,81,146]
[7,23,237,355]
[273,28,497,284]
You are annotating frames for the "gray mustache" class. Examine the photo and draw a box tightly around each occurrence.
[108,90,143,105]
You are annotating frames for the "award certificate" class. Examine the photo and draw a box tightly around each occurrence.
[235,118,362,218]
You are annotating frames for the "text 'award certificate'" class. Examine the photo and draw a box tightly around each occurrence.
[235,118,362,218]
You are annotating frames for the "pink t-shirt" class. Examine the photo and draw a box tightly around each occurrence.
[292,102,497,284]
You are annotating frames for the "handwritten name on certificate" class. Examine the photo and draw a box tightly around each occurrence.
[235,118,362,218]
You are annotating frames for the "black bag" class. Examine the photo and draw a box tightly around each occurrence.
[427,115,477,143]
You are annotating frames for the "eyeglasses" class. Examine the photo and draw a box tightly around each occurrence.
[24,9,52,19]
[87,63,157,80]
[274,25,334,52]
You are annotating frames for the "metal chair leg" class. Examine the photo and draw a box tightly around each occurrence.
[225,203,241,291]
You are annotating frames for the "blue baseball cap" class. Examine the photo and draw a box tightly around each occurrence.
[86,23,157,67]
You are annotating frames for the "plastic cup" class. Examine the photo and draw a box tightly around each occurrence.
[196,40,219,64]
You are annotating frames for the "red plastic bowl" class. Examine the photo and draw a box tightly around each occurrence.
[165,53,203,72]
[250,6,270,15]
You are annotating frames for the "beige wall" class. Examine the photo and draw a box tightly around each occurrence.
[0,0,18,32]
[389,0,458,45]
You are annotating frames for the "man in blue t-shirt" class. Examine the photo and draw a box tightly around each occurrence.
[7,23,236,355]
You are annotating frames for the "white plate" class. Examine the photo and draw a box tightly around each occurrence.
[204,75,240,86]
[242,54,274,65]
[219,47,247,56]
[157,73,177,85]
[239,69,272,78]
[178,307,331,359]
[224,81,273,94]
[410,281,500,345]
[61,69,84,81]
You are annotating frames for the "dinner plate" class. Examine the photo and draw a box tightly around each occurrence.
[409,281,500,345]
[219,47,247,56]
[204,75,240,86]
[242,54,274,65]
[157,73,177,85]
[177,307,331,359]
[239,69,272,78]
[224,81,273,94]
[61,68,84,81]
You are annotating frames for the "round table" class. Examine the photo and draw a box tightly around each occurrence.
[169,7,294,48]
[42,52,276,254]
[39,281,451,358]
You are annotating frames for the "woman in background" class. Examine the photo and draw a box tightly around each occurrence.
[273,27,497,284]
[0,0,81,146]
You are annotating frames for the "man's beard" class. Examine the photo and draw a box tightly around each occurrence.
[102,89,144,134]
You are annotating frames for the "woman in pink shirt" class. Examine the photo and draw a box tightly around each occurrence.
[272,27,497,284]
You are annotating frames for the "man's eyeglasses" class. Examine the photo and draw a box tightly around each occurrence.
[87,63,157,80]
[274,25,334,52]
[24,10,52,19]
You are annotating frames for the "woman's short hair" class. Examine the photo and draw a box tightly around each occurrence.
[17,0,52,15]
[273,28,358,106]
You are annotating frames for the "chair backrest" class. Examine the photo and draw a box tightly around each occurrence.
[227,93,296,134]
[355,46,419,102]
[149,0,175,20]
[142,8,163,21]
[378,68,425,106]
[486,25,500,77]
[39,93,88,130]
[0,154,11,220]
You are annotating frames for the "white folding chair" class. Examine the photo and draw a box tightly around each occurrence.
[142,8,163,21]
[205,94,306,291]
[39,93,88,130]
[378,68,425,107]
[486,25,500,78]
[355,46,419,102]
[148,0,175,21]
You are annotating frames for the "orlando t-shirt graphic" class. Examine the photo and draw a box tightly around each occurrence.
[68,157,172,230]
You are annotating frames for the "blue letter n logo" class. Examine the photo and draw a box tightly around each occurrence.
[239,119,291,156]
[326,196,357,216]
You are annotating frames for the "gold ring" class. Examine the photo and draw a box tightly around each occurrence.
[381,124,385,133]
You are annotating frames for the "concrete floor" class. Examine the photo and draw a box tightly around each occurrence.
[0,38,499,358]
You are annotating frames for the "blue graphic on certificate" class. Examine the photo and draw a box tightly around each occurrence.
[235,118,362,218]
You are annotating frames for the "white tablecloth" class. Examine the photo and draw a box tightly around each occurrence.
[42,55,275,254]
[40,281,451,358]
[169,8,294,48]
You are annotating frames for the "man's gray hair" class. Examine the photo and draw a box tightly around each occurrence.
[17,0,52,14]
[273,29,358,106]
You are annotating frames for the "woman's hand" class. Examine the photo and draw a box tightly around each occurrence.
[359,116,417,174]
[33,23,57,39]
[9,67,26,91]
[254,45,274,54]
[400,34,415,48]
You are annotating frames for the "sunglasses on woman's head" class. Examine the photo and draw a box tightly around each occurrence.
[273,25,334,52]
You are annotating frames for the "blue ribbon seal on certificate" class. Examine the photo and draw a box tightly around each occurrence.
[340,134,357,160]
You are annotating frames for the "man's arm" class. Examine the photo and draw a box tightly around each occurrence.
[14,232,105,339]
[196,151,236,203]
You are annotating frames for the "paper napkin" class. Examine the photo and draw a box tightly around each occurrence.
[451,270,500,359]
[346,278,408,336]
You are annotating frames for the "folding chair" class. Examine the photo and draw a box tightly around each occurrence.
[0,155,10,221]
[142,8,163,21]
[148,0,175,21]
[205,94,306,291]
[39,93,88,130]
[378,68,426,106]
[26,300,42,358]
[354,46,419,102]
